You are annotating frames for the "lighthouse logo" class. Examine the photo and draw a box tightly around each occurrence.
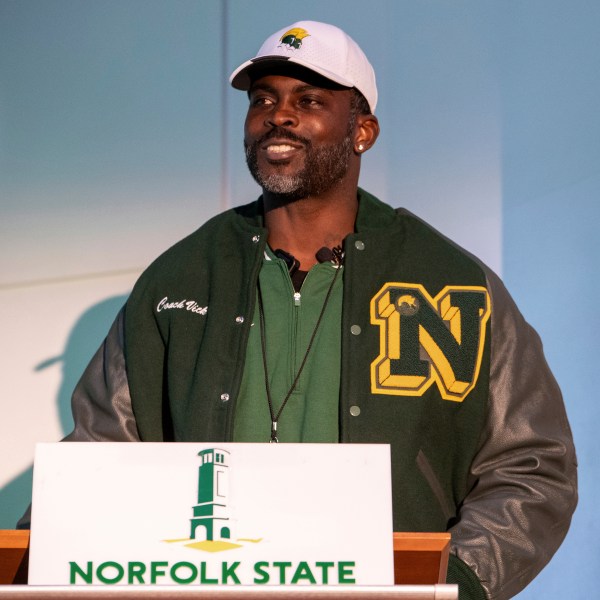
[190,448,233,543]
[163,448,261,553]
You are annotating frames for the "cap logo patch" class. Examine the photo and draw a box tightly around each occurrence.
[279,27,310,50]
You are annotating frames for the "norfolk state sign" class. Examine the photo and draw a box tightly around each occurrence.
[28,443,394,585]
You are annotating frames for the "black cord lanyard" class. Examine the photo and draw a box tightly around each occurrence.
[257,254,343,443]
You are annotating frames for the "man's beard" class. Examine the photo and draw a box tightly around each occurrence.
[245,127,353,202]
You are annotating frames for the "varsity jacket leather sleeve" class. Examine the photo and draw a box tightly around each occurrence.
[447,266,577,599]
[61,193,577,600]
[63,307,138,442]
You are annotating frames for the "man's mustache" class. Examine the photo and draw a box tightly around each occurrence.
[252,127,311,148]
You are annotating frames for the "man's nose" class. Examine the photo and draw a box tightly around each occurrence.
[265,104,298,128]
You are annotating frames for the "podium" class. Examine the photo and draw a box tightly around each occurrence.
[0,531,29,585]
[0,530,456,598]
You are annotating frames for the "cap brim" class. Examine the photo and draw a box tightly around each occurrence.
[230,55,354,91]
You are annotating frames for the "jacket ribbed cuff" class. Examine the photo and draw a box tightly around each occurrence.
[446,554,487,600]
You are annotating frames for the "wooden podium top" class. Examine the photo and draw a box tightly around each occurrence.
[392,533,450,586]
[0,530,29,585]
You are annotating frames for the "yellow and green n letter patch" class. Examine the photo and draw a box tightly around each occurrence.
[370,283,491,402]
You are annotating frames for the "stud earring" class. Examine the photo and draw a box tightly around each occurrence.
[357,144,364,152]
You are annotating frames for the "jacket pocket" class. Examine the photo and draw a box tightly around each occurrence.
[416,449,455,522]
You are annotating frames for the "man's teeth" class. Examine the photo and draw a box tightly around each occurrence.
[268,144,295,153]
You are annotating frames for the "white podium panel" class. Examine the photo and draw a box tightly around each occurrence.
[29,443,394,587]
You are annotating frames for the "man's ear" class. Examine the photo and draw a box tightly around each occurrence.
[354,114,380,154]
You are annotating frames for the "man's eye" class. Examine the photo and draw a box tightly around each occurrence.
[250,96,273,107]
[300,97,322,107]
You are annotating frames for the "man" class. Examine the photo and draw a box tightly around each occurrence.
[53,21,576,599]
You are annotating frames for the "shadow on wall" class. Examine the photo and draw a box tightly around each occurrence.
[35,294,130,435]
[0,294,129,529]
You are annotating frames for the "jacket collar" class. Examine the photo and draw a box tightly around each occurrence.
[233,187,398,233]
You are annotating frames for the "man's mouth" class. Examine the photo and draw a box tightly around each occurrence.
[266,144,296,154]
[262,140,304,161]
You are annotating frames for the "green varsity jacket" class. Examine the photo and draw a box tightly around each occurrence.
[65,189,577,600]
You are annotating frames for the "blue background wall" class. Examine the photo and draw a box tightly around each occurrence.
[1,1,598,597]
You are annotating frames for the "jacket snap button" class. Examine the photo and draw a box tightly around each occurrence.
[220,393,230,402]
[354,240,365,251]
[350,405,361,417]
[252,235,260,243]
[351,325,361,335]
[235,316,244,324]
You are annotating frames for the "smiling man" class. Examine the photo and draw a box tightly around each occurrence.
[45,20,576,600]
[241,64,377,271]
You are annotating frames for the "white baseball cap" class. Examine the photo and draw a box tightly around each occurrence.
[230,20,378,113]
